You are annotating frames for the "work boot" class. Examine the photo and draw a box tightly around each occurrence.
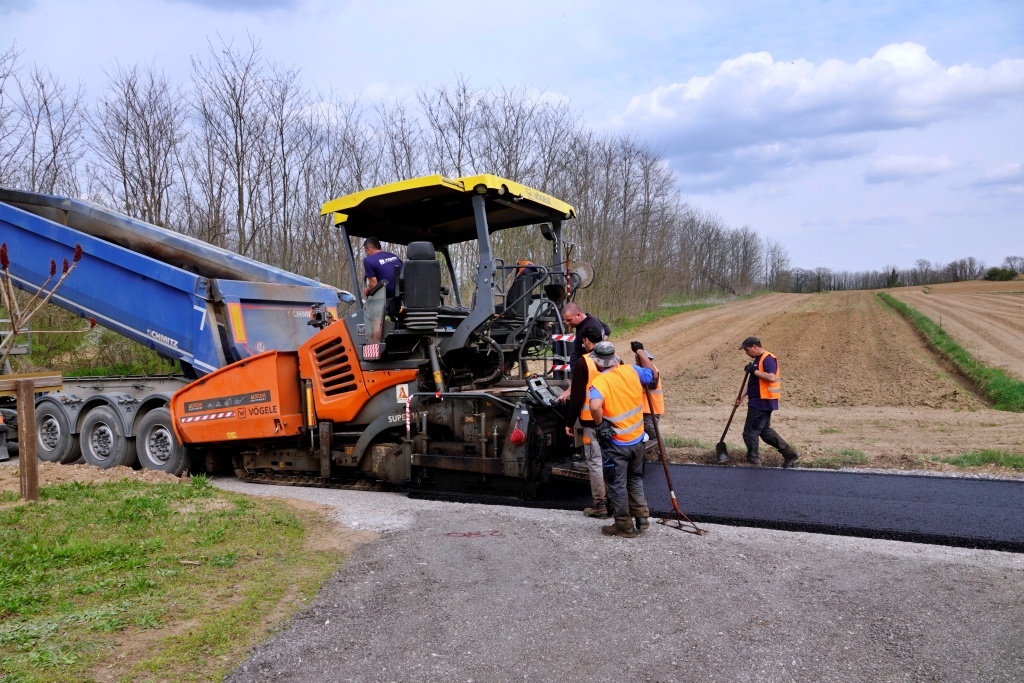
[583,501,611,518]
[635,517,651,533]
[602,521,637,538]
[746,454,760,465]
[782,450,800,469]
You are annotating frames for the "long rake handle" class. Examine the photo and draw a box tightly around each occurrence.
[720,373,749,442]
[644,382,704,534]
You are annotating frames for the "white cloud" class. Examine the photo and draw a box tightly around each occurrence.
[620,43,1024,189]
[974,162,1024,186]
[864,154,957,183]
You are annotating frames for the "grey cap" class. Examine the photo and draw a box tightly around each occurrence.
[591,341,620,368]
[739,336,761,350]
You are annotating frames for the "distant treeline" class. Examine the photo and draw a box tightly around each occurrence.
[782,256,1023,292]
[3,39,1012,327]
[0,40,791,323]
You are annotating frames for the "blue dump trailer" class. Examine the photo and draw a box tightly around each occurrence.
[0,187,349,474]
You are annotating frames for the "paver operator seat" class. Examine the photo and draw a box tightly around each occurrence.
[398,240,440,332]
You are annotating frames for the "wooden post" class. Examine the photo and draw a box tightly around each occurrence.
[16,379,38,501]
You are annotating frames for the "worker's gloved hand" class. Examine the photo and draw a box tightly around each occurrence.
[596,420,616,449]
[744,362,758,374]
[630,341,644,353]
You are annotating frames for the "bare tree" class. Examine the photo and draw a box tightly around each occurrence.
[12,63,84,194]
[191,36,269,256]
[417,77,479,177]
[0,44,21,184]
[87,63,186,226]
[373,99,423,183]
[764,238,790,291]
[1003,256,1024,273]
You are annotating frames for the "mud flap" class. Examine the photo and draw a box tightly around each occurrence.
[318,421,332,478]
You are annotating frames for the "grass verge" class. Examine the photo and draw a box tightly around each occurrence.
[877,292,1024,412]
[802,449,869,469]
[0,476,346,682]
[931,450,1024,471]
[663,435,712,449]
[612,303,716,335]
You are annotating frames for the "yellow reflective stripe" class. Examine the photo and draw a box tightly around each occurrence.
[612,417,644,435]
[605,405,642,424]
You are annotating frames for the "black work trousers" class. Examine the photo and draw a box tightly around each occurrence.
[742,407,794,459]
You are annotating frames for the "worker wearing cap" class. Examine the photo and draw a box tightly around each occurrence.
[588,341,658,537]
[734,336,799,468]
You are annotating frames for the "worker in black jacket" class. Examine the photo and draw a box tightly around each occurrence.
[560,302,610,365]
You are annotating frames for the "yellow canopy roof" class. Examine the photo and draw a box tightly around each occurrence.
[321,174,575,247]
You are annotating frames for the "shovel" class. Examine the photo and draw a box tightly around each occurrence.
[716,372,750,463]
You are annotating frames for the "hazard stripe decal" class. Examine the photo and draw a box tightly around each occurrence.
[180,411,236,423]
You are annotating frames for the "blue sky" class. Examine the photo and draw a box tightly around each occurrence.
[2,0,1022,271]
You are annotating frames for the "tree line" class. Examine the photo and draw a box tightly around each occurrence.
[783,255,1022,293]
[2,39,1015,329]
[1,39,790,324]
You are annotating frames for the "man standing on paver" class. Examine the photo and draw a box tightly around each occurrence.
[560,302,610,365]
[588,341,657,537]
[735,336,799,468]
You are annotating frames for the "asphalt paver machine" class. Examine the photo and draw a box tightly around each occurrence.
[172,174,593,495]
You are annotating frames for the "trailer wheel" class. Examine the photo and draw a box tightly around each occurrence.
[80,406,137,469]
[35,402,80,464]
[136,407,190,476]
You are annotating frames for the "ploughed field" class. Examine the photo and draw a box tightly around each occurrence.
[618,281,1024,474]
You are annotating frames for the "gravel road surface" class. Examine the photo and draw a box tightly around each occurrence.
[218,479,1024,683]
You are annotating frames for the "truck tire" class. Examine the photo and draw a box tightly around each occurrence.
[136,407,190,476]
[80,406,137,469]
[35,402,80,464]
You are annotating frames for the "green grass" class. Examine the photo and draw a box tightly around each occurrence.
[803,448,869,469]
[818,426,841,434]
[0,476,344,682]
[663,435,712,449]
[878,292,1024,412]
[932,450,1024,470]
[612,303,716,334]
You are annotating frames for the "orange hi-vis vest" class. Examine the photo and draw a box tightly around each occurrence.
[642,374,664,415]
[757,352,781,401]
[579,354,599,423]
[591,365,646,445]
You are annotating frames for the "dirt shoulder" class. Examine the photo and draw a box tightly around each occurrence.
[615,290,1024,473]
[891,280,1024,381]
[0,460,184,492]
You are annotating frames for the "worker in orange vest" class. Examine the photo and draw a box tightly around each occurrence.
[735,336,799,468]
[559,325,609,517]
[588,341,659,538]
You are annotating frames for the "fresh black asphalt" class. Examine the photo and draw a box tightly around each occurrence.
[416,464,1024,552]
[636,464,1023,552]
